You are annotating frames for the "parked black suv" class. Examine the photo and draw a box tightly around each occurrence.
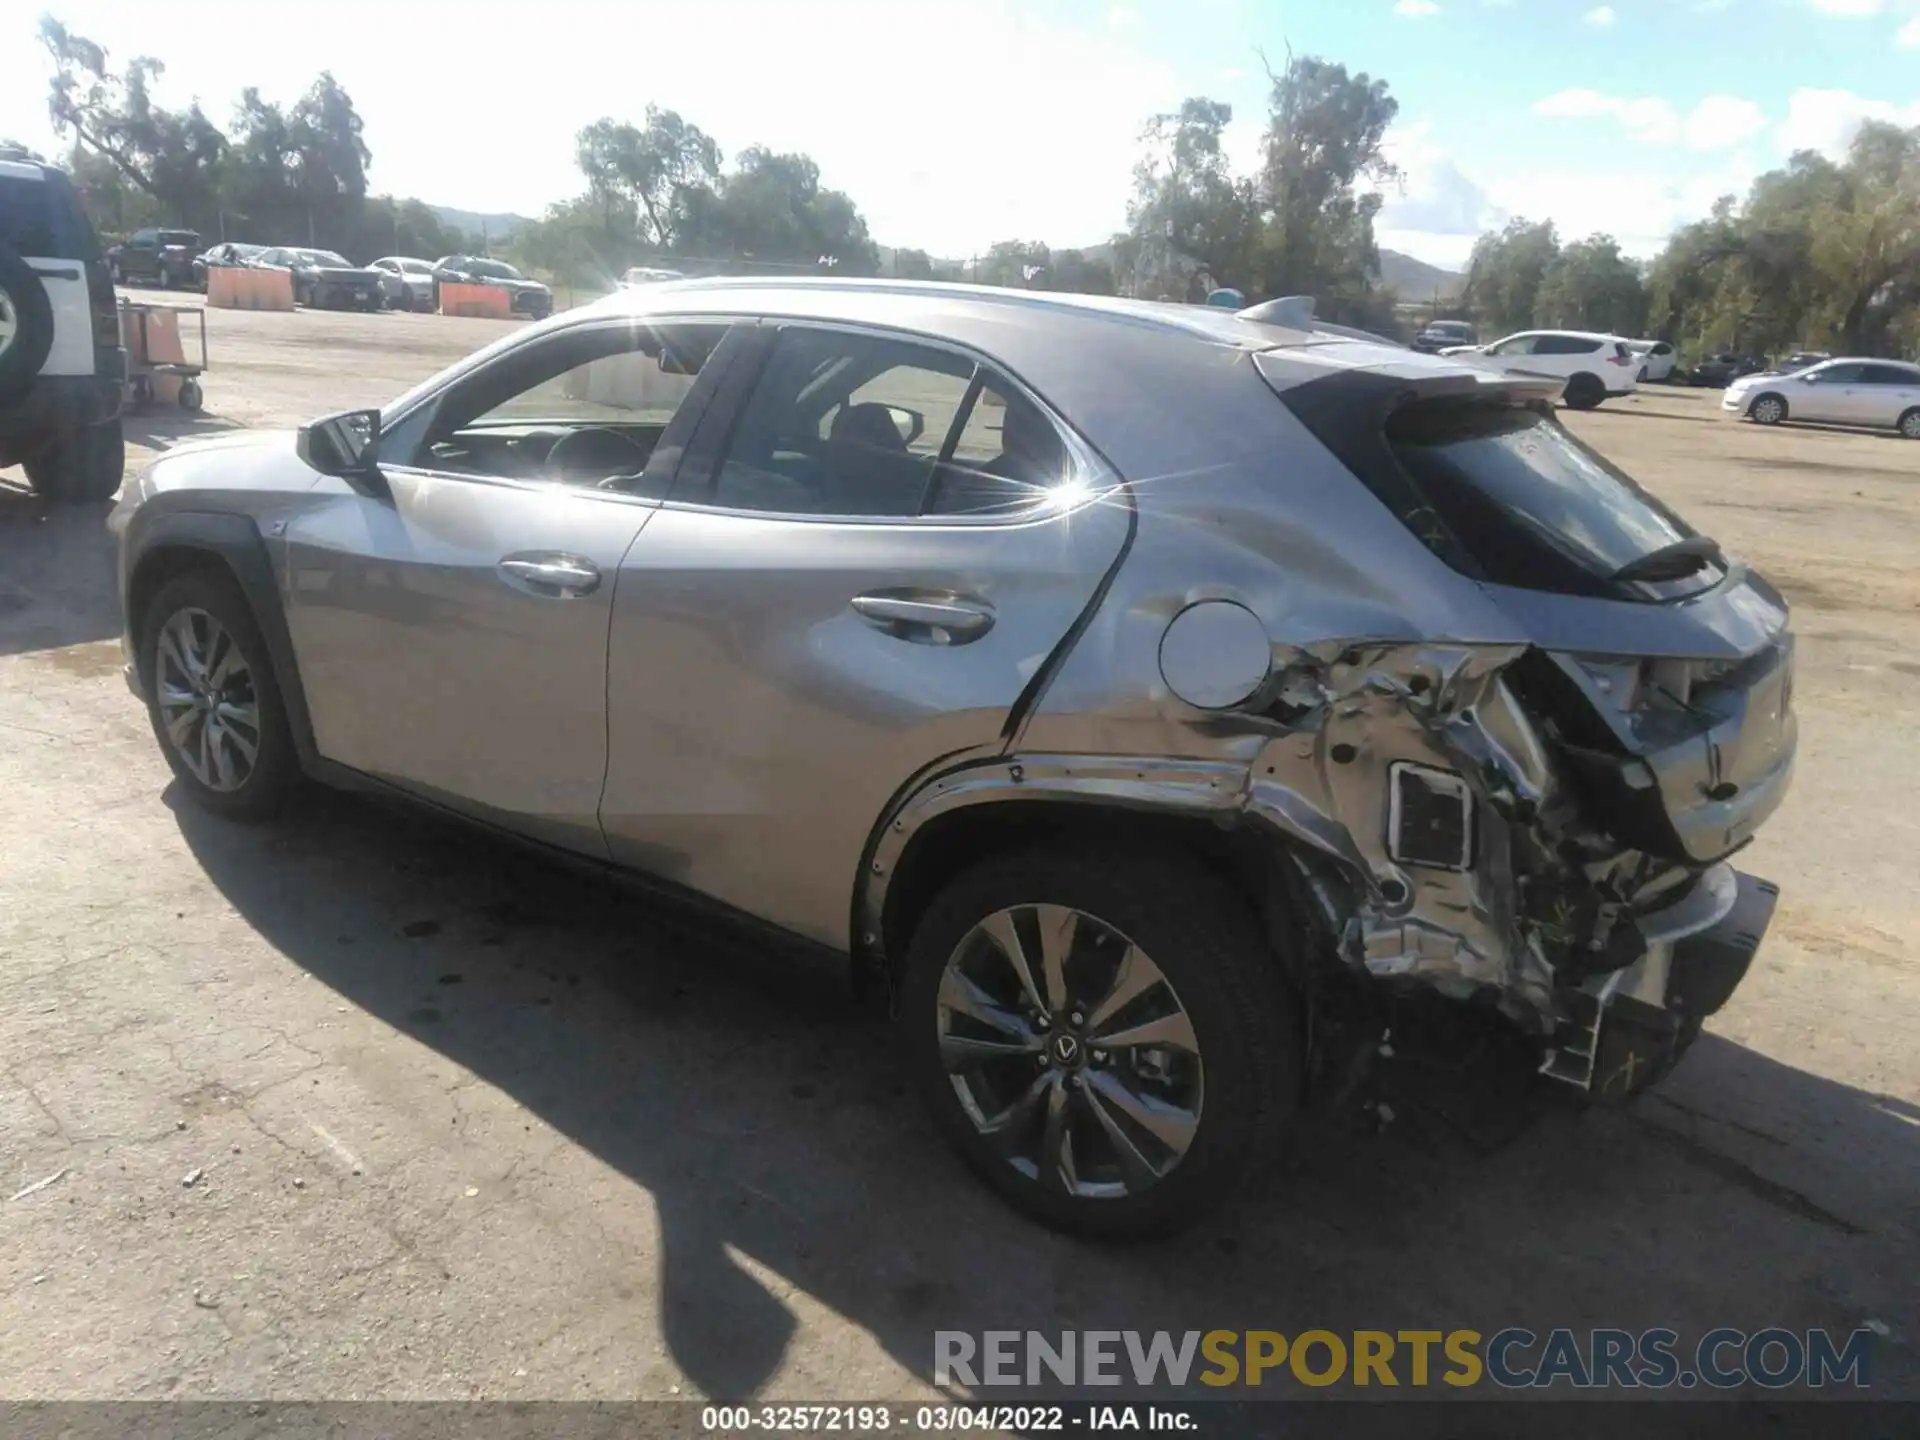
[0,155,127,502]
[107,227,202,289]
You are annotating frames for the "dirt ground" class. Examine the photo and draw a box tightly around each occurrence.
[1,293,1916,1402]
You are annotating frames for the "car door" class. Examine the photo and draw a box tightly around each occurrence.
[1792,363,1863,424]
[280,316,738,856]
[1858,364,1920,428]
[599,321,1134,949]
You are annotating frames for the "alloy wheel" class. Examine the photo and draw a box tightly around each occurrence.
[1752,396,1784,424]
[1902,411,1920,440]
[936,904,1203,1198]
[155,607,262,793]
[0,285,17,361]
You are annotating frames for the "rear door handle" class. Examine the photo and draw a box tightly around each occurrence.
[498,553,601,597]
[851,592,994,644]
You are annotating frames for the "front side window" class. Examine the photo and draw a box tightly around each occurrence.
[1488,335,1537,357]
[398,321,727,490]
[709,327,1074,519]
[1809,363,1863,384]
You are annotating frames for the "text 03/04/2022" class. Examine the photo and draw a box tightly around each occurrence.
[700,1405,1193,1431]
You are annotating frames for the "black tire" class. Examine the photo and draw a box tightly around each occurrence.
[900,847,1302,1240]
[24,419,125,504]
[1563,373,1606,411]
[1636,366,1648,383]
[0,243,56,402]
[177,377,203,412]
[1898,408,1920,440]
[1748,393,1788,426]
[138,569,298,821]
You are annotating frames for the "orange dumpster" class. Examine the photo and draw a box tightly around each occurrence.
[206,266,295,310]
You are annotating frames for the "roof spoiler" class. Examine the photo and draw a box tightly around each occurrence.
[1236,294,1408,349]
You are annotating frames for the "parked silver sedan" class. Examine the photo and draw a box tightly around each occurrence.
[111,280,1797,1237]
[1724,356,1920,437]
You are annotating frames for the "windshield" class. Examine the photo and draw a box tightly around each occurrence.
[1425,322,1471,337]
[466,258,522,280]
[160,230,199,246]
[297,250,351,266]
[399,259,432,273]
[1386,400,1704,596]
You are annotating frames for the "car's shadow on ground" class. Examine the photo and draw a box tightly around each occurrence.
[171,785,1919,1403]
[0,411,241,657]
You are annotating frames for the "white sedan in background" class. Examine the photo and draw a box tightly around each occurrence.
[1724,357,1920,438]
[1627,339,1678,382]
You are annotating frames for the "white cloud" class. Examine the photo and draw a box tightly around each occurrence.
[1807,0,1882,13]
[1898,14,1920,43]
[1584,6,1617,24]
[1106,5,1142,29]
[1684,95,1770,150]
[1533,89,1681,144]
[1777,88,1920,155]
[1395,0,1442,15]
[1533,89,1774,151]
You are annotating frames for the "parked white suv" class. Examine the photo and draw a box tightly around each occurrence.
[1443,329,1639,410]
[0,155,127,501]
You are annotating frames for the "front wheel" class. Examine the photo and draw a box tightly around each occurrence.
[138,570,297,820]
[1748,393,1788,426]
[1899,407,1920,440]
[900,848,1302,1240]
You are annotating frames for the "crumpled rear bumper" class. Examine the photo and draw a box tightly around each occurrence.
[1546,866,1780,1099]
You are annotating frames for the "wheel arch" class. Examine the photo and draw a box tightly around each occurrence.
[860,763,1338,998]
[125,511,319,766]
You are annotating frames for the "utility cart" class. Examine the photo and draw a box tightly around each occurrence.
[119,297,209,412]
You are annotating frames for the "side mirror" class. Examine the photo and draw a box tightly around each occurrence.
[297,408,387,494]
[885,405,927,446]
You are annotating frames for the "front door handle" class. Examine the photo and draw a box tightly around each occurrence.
[851,592,995,644]
[498,553,601,597]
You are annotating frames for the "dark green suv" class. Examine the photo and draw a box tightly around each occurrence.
[0,154,127,502]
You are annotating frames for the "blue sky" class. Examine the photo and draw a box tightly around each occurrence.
[3,0,1917,270]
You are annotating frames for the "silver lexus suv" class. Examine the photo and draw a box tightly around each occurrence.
[112,280,1796,1238]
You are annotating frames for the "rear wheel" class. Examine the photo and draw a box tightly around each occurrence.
[24,419,125,504]
[1748,393,1788,426]
[1899,408,1920,440]
[900,847,1302,1240]
[138,570,297,820]
[1563,373,1606,410]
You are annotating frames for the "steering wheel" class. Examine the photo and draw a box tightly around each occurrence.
[544,426,649,485]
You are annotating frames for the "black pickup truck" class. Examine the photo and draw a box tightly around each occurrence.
[107,227,202,288]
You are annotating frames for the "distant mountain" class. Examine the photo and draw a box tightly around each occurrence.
[1376,249,1462,300]
[430,205,534,243]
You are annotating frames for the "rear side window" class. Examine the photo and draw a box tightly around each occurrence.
[0,171,95,259]
[1535,335,1602,355]
[706,326,1072,520]
[1861,364,1920,386]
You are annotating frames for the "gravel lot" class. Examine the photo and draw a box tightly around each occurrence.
[2,294,1916,1401]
